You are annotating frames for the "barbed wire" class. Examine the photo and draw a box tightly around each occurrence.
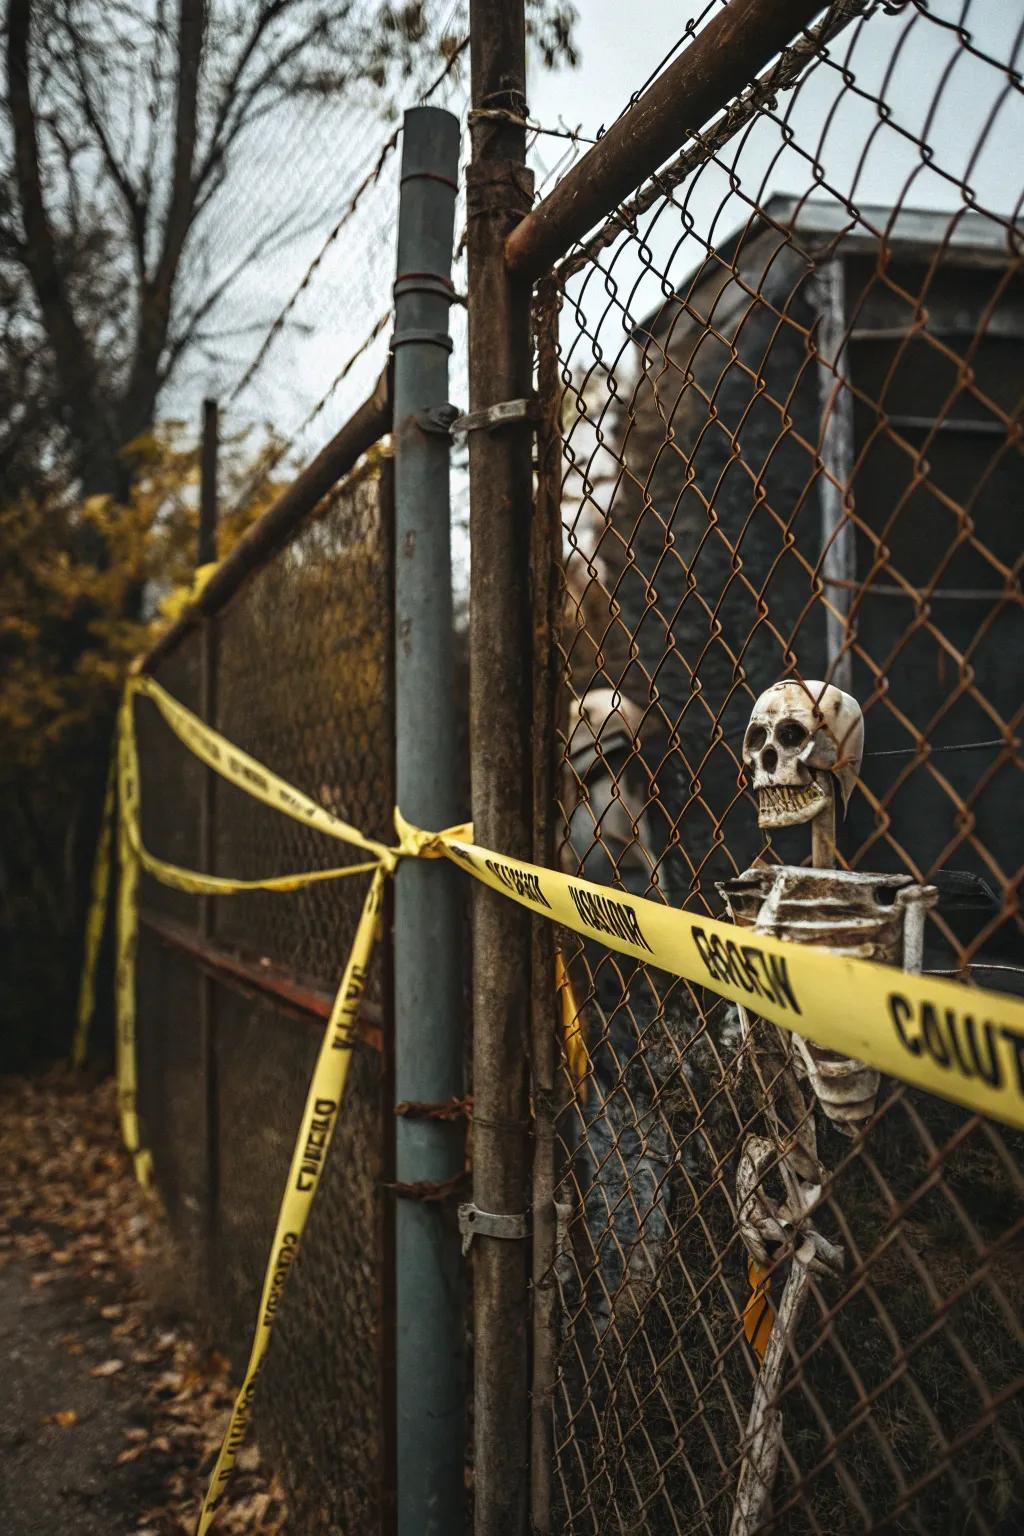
[556,0,866,283]
[421,33,470,104]
[223,132,401,410]
[220,36,469,415]
[224,310,391,519]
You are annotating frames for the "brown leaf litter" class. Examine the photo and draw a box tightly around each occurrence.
[0,1069,288,1535]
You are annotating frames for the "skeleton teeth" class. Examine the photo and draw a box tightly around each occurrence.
[756,779,828,828]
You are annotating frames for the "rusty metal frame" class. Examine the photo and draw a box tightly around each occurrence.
[138,907,384,1046]
[504,1,1024,1532]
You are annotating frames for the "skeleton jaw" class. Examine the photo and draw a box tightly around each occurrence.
[756,776,829,829]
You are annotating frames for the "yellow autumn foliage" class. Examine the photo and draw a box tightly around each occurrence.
[0,423,284,775]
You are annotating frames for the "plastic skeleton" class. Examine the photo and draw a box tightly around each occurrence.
[560,691,690,1334]
[721,681,936,1536]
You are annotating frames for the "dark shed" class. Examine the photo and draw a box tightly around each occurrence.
[594,195,1023,969]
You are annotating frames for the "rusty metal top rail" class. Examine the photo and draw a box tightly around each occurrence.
[504,0,827,282]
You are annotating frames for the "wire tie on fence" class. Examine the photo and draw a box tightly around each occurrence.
[395,1096,474,1122]
[398,169,459,193]
[458,1202,529,1257]
[468,106,598,147]
[384,1172,469,1204]
[469,105,530,130]
[471,1111,531,1136]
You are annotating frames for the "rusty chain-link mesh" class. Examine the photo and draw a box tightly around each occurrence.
[213,454,393,993]
[537,4,1024,1532]
[134,454,394,1531]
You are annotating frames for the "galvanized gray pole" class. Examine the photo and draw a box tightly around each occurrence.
[391,104,463,1536]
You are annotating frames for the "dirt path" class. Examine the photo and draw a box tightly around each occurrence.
[0,1256,168,1532]
[0,1071,287,1536]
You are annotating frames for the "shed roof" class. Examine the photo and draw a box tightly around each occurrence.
[634,194,1021,344]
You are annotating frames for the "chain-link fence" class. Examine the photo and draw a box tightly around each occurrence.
[134,452,395,1532]
[121,4,1024,1533]
[533,3,1024,1531]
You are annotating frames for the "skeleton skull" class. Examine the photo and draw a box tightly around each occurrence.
[743,680,864,830]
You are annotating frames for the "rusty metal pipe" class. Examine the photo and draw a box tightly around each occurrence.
[529,278,564,1535]
[137,908,384,1042]
[467,3,536,1531]
[504,0,828,282]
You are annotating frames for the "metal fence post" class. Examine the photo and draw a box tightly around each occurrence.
[197,397,219,1300]
[377,448,399,1536]
[529,280,562,1535]
[390,105,463,1536]
[199,397,219,567]
[466,4,535,1532]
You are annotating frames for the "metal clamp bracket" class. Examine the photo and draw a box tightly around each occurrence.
[450,397,540,435]
[458,1201,528,1256]
[412,402,461,436]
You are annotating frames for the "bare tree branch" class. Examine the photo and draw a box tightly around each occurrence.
[192,0,303,194]
[119,0,206,440]
[66,31,149,277]
[6,0,118,491]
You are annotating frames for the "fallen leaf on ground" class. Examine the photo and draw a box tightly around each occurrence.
[90,1358,125,1377]
[1,1072,291,1533]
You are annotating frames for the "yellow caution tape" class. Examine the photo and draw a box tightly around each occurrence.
[81,690,391,1530]
[129,674,393,865]
[196,867,385,1535]
[742,1258,775,1361]
[555,949,590,1099]
[125,827,382,899]
[75,674,1024,1535]
[440,835,1024,1132]
[114,692,152,1187]
[71,751,117,1069]
[157,559,220,626]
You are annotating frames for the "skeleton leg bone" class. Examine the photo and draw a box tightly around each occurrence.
[731,1239,839,1536]
[732,1124,843,1536]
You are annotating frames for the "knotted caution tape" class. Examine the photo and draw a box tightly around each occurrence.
[76,675,1024,1534]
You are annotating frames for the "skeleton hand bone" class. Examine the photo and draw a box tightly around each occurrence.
[736,1134,844,1278]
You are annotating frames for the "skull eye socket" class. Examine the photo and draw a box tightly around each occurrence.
[776,719,809,751]
[746,725,768,753]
